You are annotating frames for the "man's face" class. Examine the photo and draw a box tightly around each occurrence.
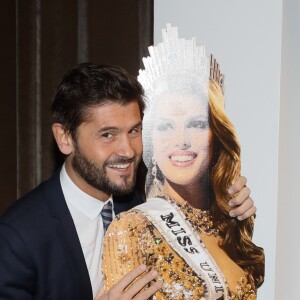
[69,101,143,199]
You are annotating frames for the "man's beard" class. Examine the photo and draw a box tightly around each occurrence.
[72,143,140,196]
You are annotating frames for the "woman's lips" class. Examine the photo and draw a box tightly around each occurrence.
[168,151,197,167]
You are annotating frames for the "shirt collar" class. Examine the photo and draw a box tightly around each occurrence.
[60,164,113,220]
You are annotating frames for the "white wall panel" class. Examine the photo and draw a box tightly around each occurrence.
[154,1,283,298]
[276,0,300,299]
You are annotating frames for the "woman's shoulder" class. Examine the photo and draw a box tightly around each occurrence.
[106,209,150,235]
[119,208,149,221]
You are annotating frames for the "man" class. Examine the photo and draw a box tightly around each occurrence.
[0,63,255,300]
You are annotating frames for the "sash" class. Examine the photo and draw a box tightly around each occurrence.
[133,197,229,300]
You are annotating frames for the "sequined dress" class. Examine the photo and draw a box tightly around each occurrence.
[102,199,256,299]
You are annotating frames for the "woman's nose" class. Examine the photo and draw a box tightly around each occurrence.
[175,129,191,150]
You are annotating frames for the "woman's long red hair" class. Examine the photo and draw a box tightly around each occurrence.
[209,80,265,288]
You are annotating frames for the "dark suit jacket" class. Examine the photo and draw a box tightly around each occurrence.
[0,170,144,300]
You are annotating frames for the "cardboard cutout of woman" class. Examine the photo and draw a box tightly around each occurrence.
[102,24,264,299]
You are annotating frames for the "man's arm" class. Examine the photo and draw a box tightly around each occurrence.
[0,223,35,299]
[228,176,256,220]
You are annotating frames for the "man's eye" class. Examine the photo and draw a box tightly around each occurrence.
[187,120,208,129]
[129,127,141,136]
[102,132,113,138]
[131,128,139,134]
[156,122,173,132]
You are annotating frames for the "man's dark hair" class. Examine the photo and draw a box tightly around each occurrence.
[51,63,145,139]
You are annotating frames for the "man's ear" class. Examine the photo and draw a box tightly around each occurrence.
[52,123,74,155]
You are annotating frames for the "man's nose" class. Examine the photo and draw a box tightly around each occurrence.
[115,136,135,158]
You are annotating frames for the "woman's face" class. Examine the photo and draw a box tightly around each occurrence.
[152,94,213,186]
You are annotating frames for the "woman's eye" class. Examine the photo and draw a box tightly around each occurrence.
[187,120,208,129]
[156,122,173,132]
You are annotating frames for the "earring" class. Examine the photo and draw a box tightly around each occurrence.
[151,157,160,192]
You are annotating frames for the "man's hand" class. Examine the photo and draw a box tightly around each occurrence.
[228,176,256,221]
[96,265,162,300]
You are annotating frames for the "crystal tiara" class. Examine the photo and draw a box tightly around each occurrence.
[138,24,225,95]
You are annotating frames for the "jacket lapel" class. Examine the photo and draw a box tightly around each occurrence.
[44,170,93,300]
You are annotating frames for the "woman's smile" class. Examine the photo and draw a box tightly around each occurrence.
[169,150,197,167]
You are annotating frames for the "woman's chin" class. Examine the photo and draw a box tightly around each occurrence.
[166,176,198,187]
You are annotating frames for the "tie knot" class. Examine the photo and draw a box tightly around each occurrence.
[101,201,113,233]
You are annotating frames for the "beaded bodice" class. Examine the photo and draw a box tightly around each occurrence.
[102,200,256,299]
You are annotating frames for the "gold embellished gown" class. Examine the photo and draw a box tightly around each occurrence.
[102,199,256,299]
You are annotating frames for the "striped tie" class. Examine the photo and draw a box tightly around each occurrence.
[101,201,113,233]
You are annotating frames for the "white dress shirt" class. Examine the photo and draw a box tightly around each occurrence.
[60,165,114,299]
